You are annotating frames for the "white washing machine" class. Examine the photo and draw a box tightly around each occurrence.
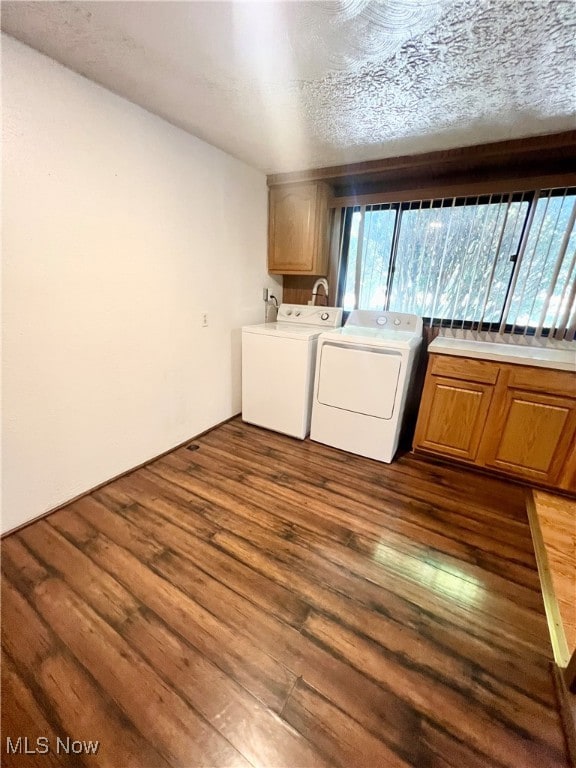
[310,310,423,462]
[242,304,343,439]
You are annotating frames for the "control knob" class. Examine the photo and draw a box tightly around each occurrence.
[295,311,301,316]
[376,316,387,325]
[321,312,330,320]
[286,309,292,316]
[394,318,401,326]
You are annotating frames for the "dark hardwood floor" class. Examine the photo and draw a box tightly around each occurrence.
[1,418,570,767]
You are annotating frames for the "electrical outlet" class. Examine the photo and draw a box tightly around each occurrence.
[201,312,208,327]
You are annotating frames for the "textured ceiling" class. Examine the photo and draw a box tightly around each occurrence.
[2,0,575,174]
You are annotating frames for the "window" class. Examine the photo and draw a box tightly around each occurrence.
[338,188,576,339]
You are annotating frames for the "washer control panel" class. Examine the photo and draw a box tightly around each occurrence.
[277,304,343,328]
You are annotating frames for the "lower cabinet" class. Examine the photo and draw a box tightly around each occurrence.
[414,354,576,493]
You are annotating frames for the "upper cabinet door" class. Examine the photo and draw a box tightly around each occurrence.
[268,183,331,275]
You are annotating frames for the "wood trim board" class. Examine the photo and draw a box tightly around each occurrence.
[552,663,576,767]
[268,131,576,187]
[330,174,576,208]
[526,490,572,668]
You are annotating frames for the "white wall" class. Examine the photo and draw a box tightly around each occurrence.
[1,35,281,534]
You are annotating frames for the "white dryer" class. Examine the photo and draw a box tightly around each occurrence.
[242,304,343,439]
[310,310,423,462]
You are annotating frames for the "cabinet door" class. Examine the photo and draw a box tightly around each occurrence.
[414,376,494,461]
[483,389,576,484]
[268,183,330,275]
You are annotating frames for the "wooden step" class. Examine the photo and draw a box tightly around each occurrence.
[527,489,576,669]
[527,488,576,765]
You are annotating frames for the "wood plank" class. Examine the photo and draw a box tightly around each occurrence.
[533,490,576,655]
[552,662,576,765]
[30,577,252,768]
[129,512,310,628]
[205,508,547,663]
[95,470,193,513]
[157,526,556,719]
[111,479,217,539]
[47,505,99,545]
[1,578,55,671]
[2,535,50,592]
[18,522,139,627]
[151,453,353,545]
[2,652,74,768]
[418,720,506,768]
[1,416,570,767]
[200,432,538,589]
[190,437,540,605]
[143,550,426,765]
[303,611,567,768]
[154,452,536,594]
[119,528,429,763]
[209,525,560,722]
[212,421,532,528]
[38,652,171,768]
[201,425,536,555]
[266,130,576,187]
[62,495,167,561]
[527,492,573,668]
[282,678,411,768]
[349,530,543,614]
[121,609,330,768]
[83,531,296,712]
[210,519,549,651]
[413,603,556,708]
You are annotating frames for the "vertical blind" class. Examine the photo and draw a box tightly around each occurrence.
[337,187,576,341]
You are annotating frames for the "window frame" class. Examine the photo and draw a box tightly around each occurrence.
[337,187,574,337]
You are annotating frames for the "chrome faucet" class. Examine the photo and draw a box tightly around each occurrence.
[311,277,329,306]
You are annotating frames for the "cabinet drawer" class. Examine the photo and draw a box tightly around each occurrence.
[430,354,500,385]
[508,366,576,398]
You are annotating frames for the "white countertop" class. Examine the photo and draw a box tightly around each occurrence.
[429,330,576,372]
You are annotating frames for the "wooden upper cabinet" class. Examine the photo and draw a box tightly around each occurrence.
[268,182,331,275]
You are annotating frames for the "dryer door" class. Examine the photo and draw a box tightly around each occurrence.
[316,342,402,419]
